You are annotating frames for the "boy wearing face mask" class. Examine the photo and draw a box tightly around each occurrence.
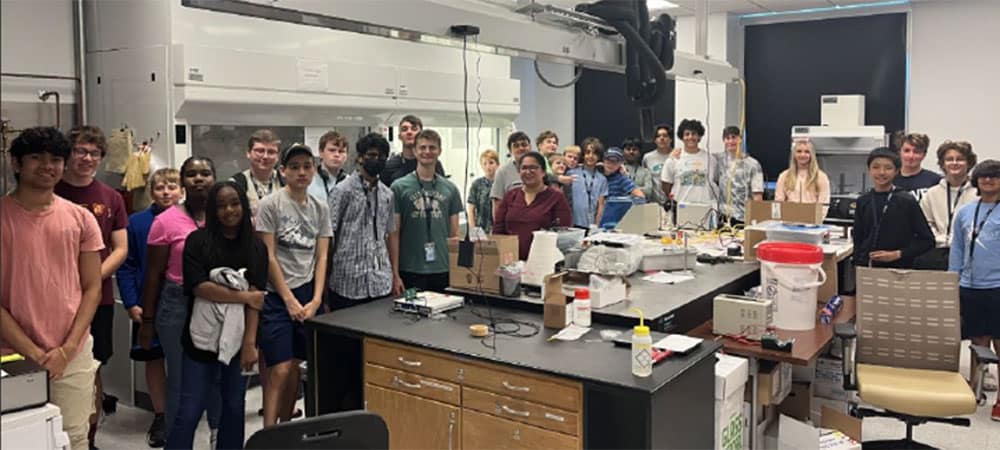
[326,133,396,310]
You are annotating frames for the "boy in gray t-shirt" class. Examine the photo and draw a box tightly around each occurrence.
[255,144,332,427]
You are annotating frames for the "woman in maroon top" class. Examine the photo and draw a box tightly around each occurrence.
[494,152,573,260]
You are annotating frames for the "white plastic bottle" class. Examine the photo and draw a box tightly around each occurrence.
[631,308,652,377]
[573,288,591,327]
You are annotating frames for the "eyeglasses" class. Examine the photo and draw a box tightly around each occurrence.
[251,147,279,156]
[72,147,102,159]
[519,165,541,172]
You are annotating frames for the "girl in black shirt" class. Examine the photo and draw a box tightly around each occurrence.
[166,181,269,449]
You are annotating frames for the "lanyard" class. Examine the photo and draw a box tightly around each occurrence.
[868,189,894,264]
[582,168,597,219]
[969,200,998,261]
[419,175,437,243]
[363,177,379,242]
[946,182,966,237]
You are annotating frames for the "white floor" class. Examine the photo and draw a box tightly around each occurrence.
[93,349,1000,450]
[95,386,302,450]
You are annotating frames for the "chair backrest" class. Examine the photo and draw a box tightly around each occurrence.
[855,267,961,372]
[245,410,388,450]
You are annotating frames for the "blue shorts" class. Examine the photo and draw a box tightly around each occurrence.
[259,281,315,366]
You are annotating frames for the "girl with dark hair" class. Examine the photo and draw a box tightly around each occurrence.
[138,156,224,442]
[166,181,268,449]
[495,152,572,260]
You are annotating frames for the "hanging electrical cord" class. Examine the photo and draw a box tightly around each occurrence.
[534,59,584,89]
[474,36,485,157]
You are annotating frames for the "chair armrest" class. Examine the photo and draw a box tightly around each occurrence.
[970,344,999,365]
[834,322,858,392]
[835,322,856,340]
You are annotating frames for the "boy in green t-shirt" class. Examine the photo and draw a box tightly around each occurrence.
[390,129,463,294]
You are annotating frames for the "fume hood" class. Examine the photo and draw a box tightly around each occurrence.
[791,95,887,195]
[85,0,521,172]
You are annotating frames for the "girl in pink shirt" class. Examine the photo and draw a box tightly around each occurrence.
[137,156,217,437]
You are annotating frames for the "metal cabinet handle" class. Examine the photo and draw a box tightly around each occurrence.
[501,404,531,417]
[544,412,566,422]
[447,414,456,450]
[397,356,422,367]
[502,380,530,392]
[393,376,422,390]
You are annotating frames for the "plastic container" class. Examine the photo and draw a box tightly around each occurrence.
[757,242,826,330]
[631,307,652,377]
[765,222,829,245]
[573,288,591,327]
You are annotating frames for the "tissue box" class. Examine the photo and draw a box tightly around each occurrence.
[589,274,627,309]
[715,354,749,450]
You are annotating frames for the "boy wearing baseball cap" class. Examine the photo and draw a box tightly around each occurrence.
[603,147,646,200]
[256,143,332,427]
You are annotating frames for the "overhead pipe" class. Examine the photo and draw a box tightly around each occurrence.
[38,91,62,130]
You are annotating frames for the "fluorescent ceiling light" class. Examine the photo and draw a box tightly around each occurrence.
[647,0,679,10]
[741,0,908,19]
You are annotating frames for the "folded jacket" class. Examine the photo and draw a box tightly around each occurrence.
[189,267,247,364]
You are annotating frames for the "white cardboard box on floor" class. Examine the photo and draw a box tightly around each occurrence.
[814,356,848,401]
[778,414,861,450]
[715,353,749,450]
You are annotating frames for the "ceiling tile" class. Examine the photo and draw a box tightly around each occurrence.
[755,0,834,12]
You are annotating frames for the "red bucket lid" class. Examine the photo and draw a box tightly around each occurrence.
[757,242,823,264]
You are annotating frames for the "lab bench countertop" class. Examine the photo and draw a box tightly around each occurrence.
[307,297,721,394]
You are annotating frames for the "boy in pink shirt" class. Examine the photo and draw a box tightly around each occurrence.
[1,127,104,450]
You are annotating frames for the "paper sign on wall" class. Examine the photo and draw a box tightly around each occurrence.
[297,58,329,92]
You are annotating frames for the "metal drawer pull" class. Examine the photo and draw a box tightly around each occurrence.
[544,412,566,422]
[397,356,422,367]
[393,376,422,390]
[502,380,531,392]
[421,380,455,392]
[501,405,531,417]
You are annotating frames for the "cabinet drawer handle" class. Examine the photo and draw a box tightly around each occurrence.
[501,404,531,417]
[397,356,422,367]
[544,412,566,422]
[393,376,422,390]
[502,380,531,392]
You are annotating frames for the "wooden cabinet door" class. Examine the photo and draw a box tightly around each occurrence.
[366,384,460,450]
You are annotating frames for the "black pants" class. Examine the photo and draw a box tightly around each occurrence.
[399,271,450,293]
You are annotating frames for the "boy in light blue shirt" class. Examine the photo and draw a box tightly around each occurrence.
[567,138,608,227]
[948,159,1000,408]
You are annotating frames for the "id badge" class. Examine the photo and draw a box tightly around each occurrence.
[424,242,436,262]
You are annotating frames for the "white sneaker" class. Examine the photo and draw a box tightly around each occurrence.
[985,372,998,392]
[209,428,218,450]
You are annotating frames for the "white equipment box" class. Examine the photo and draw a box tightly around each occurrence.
[713,294,774,340]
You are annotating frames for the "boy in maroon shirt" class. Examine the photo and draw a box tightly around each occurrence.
[55,125,128,447]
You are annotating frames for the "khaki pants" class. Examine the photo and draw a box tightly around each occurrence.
[49,336,100,450]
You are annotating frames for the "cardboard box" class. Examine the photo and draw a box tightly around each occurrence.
[779,382,813,422]
[810,397,850,426]
[778,413,862,450]
[542,273,571,329]
[758,361,793,406]
[589,274,627,309]
[715,354,749,450]
[814,356,848,401]
[448,235,519,295]
[744,201,824,261]
[856,267,961,372]
[817,254,839,304]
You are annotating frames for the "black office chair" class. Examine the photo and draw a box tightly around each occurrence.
[245,410,388,450]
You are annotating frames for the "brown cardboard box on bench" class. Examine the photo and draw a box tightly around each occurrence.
[448,235,519,295]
